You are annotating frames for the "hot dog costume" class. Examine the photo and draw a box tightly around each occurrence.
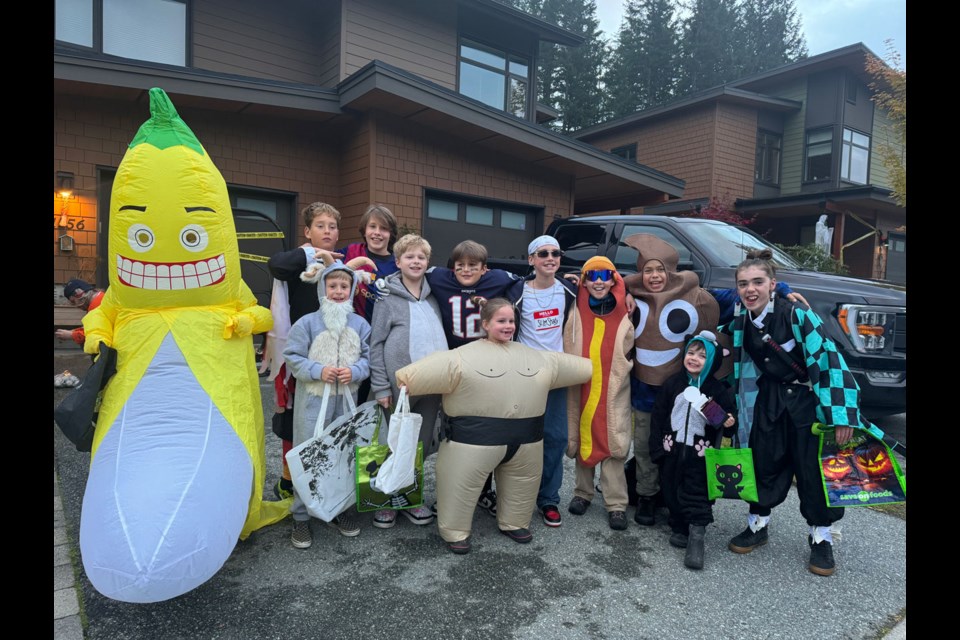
[564,257,634,512]
[395,340,591,543]
[80,88,288,603]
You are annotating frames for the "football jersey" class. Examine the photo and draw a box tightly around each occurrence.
[425,267,520,349]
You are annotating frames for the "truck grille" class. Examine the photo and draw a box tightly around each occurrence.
[893,312,906,353]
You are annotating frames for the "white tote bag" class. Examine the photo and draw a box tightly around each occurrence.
[370,386,422,496]
[285,385,380,521]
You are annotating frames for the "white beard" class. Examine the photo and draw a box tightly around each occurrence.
[320,297,352,336]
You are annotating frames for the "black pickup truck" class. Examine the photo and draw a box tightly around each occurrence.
[488,215,906,419]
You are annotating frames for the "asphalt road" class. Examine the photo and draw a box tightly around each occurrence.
[54,381,906,640]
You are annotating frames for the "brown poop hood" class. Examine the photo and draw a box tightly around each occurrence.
[625,233,679,273]
[621,233,685,295]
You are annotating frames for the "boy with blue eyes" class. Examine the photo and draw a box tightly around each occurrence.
[562,257,635,531]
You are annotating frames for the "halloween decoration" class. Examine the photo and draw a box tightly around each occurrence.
[79,88,288,603]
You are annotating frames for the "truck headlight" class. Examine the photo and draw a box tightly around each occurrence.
[837,305,902,354]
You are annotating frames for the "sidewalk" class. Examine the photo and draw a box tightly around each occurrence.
[54,467,83,640]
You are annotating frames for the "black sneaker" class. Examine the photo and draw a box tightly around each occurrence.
[608,511,628,530]
[728,525,769,554]
[669,531,689,549]
[541,505,562,527]
[808,536,836,576]
[634,497,655,526]
[447,537,471,555]
[477,490,498,517]
[500,528,533,543]
[568,496,591,515]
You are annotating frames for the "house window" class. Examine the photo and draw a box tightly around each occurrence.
[845,74,858,104]
[804,128,833,182]
[611,144,637,162]
[458,39,529,118]
[55,0,187,67]
[755,131,782,185]
[841,128,870,185]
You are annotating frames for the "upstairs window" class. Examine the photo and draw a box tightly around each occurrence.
[458,39,529,119]
[611,144,637,162]
[56,0,187,67]
[755,131,782,185]
[840,128,870,185]
[804,128,833,182]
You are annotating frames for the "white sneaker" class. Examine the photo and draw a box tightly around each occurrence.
[373,509,397,529]
[401,506,435,526]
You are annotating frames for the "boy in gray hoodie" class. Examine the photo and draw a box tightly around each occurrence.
[368,234,448,528]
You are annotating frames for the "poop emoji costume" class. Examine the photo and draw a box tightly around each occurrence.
[79,88,288,603]
[621,234,720,386]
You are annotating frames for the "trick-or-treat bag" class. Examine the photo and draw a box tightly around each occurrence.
[356,387,424,512]
[704,433,759,502]
[814,423,906,508]
[285,385,381,521]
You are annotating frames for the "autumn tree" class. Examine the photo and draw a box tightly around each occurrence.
[866,40,906,207]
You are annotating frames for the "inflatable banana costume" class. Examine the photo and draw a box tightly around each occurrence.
[80,88,288,603]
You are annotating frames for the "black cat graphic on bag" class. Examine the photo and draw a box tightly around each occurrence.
[715,464,744,499]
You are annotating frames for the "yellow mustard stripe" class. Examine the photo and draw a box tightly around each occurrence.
[580,316,605,459]
[239,252,270,263]
[236,231,285,239]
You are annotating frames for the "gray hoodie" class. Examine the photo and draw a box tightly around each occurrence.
[369,271,447,403]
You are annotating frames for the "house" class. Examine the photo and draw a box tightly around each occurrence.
[53,0,685,306]
[573,44,905,283]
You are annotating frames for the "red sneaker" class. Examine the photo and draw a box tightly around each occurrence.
[541,505,562,527]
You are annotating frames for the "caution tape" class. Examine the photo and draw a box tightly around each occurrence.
[239,252,270,263]
[236,231,285,239]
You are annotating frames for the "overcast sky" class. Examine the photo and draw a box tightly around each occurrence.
[593,0,907,68]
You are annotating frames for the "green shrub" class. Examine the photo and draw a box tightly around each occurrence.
[775,243,849,275]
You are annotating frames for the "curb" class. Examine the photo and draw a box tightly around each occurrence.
[54,467,83,640]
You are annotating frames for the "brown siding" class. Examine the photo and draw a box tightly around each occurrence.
[338,118,373,242]
[53,93,341,285]
[342,0,457,89]
[192,0,329,85]
[586,106,719,202]
[317,1,342,87]
[371,112,570,234]
[712,103,758,199]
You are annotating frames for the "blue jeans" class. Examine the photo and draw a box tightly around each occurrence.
[537,387,567,509]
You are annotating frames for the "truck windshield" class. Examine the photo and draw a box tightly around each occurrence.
[682,220,803,269]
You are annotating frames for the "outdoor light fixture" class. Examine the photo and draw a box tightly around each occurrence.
[57,171,75,199]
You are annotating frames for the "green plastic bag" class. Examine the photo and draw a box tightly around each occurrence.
[814,423,906,508]
[704,440,759,502]
[355,409,424,512]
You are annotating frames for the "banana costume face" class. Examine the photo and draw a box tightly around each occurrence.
[79,89,285,604]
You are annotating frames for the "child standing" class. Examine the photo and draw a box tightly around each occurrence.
[267,202,342,501]
[649,330,736,570]
[563,257,634,531]
[505,235,577,528]
[339,204,400,405]
[339,204,399,319]
[282,261,371,548]
[368,234,447,528]
[425,239,522,515]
